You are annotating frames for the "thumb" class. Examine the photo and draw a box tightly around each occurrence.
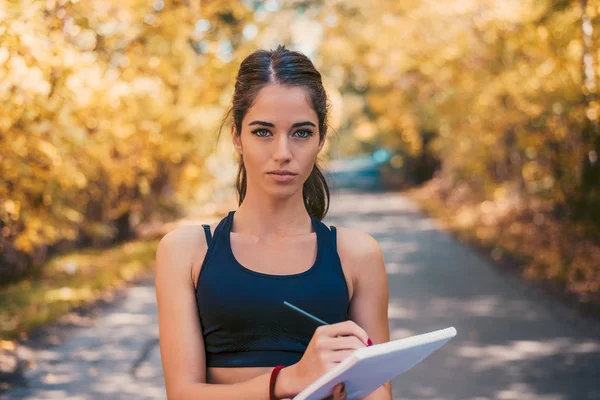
[332,382,345,399]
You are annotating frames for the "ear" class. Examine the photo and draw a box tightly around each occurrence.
[231,125,243,155]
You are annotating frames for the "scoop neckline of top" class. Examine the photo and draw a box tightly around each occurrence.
[225,210,321,279]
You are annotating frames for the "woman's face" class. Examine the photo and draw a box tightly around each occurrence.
[233,84,324,199]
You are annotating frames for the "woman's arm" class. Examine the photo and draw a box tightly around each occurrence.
[154,227,297,399]
[337,227,392,400]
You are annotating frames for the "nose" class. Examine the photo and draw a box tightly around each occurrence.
[273,134,292,163]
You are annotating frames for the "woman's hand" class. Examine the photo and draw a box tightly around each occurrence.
[280,382,346,400]
[324,382,347,400]
[284,320,370,397]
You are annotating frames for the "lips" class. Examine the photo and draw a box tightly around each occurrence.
[266,170,297,183]
[267,171,297,176]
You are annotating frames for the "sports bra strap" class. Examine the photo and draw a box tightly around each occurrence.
[330,225,337,248]
[202,224,212,246]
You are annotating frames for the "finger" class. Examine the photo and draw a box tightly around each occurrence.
[335,382,347,400]
[325,349,355,363]
[322,321,369,345]
[332,382,344,400]
[319,335,367,351]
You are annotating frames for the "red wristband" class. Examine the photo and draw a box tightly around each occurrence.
[269,365,285,400]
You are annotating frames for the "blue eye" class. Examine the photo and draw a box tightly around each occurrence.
[294,129,313,138]
[251,128,271,137]
[250,128,313,138]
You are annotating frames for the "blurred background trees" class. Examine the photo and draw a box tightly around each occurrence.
[1,0,599,296]
[1,0,257,278]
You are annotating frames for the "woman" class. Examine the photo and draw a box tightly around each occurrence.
[155,45,391,400]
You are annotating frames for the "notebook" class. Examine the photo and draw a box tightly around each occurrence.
[293,327,457,400]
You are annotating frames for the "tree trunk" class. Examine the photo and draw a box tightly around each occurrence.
[578,0,600,222]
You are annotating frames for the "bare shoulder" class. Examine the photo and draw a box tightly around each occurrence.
[160,224,210,247]
[155,224,212,282]
[157,225,206,259]
[335,226,382,261]
[334,226,386,288]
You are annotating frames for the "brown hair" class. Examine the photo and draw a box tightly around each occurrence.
[222,45,330,220]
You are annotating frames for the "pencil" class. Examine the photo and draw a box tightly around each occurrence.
[283,301,329,326]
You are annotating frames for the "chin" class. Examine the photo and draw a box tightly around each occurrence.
[264,183,303,199]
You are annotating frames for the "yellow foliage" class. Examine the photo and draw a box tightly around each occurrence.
[1,0,258,266]
[2,0,599,279]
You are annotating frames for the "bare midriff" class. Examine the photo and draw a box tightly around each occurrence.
[206,366,274,384]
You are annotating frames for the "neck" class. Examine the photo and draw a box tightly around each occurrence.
[234,185,312,239]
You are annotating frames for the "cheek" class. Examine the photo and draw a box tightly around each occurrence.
[241,144,268,169]
[299,146,320,172]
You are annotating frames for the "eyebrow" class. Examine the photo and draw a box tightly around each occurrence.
[248,120,316,128]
